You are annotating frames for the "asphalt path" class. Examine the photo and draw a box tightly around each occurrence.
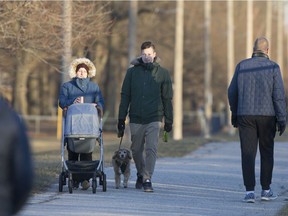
[18,141,288,216]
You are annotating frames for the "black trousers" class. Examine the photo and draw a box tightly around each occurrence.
[238,116,276,191]
[67,146,92,182]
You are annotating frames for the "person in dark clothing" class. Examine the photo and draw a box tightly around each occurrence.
[59,57,104,190]
[228,36,286,203]
[117,41,173,192]
[0,96,33,215]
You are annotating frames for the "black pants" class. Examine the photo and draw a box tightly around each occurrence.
[67,146,92,182]
[238,116,276,191]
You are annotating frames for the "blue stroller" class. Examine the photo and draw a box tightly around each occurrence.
[58,103,106,194]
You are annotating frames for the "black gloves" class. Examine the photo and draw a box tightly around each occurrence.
[277,121,286,136]
[164,123,172,133]
[231,114,238,128]
[117,119,125,137]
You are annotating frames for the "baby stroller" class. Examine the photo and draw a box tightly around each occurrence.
[58,103,107,194]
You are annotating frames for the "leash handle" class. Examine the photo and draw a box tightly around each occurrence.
[118,136,123,150]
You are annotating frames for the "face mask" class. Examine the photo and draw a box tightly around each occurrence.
[142,55,154,63]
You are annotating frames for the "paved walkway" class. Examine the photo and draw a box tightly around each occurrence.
[18,142,288,216]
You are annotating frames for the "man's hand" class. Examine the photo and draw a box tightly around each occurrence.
[231,115,238,128]
[164,123,172,133]
[277,121,286,136]
[117,119,125,137]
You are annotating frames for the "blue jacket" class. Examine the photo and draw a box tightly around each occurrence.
[59,77,104,111]
[228,54,286,122]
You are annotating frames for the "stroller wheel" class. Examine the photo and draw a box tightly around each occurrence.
[63,172,67,185]
[58,174,63,192]
[102,174,107,192]
[68,175,73,194]
[99,173,103,185]
[92,179,97,194]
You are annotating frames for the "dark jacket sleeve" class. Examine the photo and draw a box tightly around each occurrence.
[95,87,105,111]
[118,69,131,120]
[272,64,287,122]
[228,64,239,115]
[59,82,76,109]
[161,70,173,124]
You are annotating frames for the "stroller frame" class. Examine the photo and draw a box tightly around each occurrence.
[58,103,107,194]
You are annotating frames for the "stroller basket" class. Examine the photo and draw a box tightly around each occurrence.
[66,160,100,172]
[66,137,96,154]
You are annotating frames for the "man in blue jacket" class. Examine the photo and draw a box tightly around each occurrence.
[118,41,173,192]
[228,37,286,203]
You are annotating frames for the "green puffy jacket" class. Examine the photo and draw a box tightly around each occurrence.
[118,58,173,125]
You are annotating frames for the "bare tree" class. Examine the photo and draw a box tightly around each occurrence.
[0,1,286,136]
[227,0,234,134]
[246,0,253,58]
[0,2,112,114]
[173,0,184,140]
[266,0,272,42]
[204,0,212,138]
[277,1,283,76]
[128,0,138,64]
[62,0,72,84]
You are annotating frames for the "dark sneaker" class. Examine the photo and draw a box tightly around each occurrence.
[261,189,277,201]
[81,180,90,190]
[143,179,153,192]
[243,193,255,203]
[135,174,143,189]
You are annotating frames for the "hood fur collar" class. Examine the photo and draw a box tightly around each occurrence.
[130,56,161,66]
[69,58,96,78]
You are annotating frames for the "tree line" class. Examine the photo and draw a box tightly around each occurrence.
[0,1,286,127]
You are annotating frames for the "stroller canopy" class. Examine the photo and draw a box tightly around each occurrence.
[64,103,100,138]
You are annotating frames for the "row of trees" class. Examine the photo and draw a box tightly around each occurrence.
[0,1,112,114]
[0,1,287,136]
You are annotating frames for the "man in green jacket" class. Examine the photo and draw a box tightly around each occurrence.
[118,41,173,192]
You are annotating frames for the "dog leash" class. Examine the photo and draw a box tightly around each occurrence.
[118,136,123,150]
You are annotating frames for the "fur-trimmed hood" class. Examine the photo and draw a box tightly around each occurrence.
[69,58,96,78]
